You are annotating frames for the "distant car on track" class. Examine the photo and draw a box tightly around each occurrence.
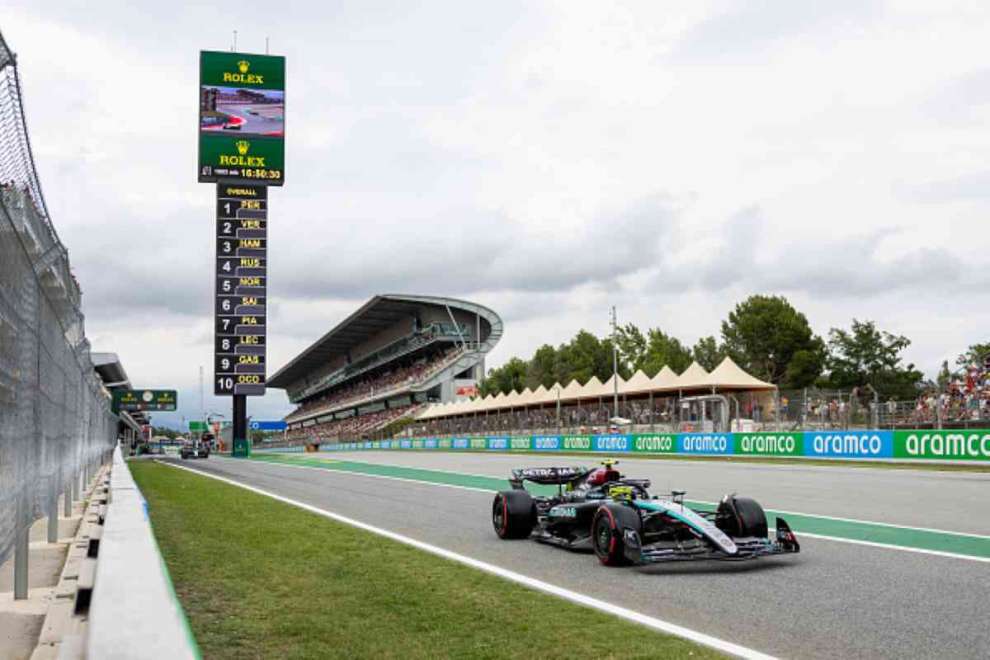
[180,439,210,460]
[492,460,800,566]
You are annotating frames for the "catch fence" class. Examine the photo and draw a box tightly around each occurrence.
[0,30,116,575]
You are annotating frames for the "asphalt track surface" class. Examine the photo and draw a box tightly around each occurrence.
[169,454,990,659]
[216,103,283,135]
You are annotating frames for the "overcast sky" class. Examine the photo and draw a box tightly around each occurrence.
[5,2,989,429]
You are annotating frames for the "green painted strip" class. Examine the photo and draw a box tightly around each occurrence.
[250,453,990,560]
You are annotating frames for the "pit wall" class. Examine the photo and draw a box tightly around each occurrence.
[263,429,990,462]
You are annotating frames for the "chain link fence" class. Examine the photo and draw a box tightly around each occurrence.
[403,385,990,440]
[0,30,116,572]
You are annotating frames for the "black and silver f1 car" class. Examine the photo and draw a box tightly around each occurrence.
[492,460,800,566]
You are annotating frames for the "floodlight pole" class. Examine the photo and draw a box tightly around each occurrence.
[610,306,618,420]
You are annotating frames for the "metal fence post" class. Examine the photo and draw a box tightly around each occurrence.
[13,522,29,599]
[47,479,59,543]
[64,476,73,517]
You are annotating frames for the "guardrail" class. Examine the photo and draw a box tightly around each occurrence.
[289,429,990,462]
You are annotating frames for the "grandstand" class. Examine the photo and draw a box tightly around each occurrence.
[269,294,502,444]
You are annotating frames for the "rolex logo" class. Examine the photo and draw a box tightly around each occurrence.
[219,139,265,166]
[222,59,264,84]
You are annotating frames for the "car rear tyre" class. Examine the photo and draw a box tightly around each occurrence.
[716,496,768,538]
[592,504,641,566]
[492,490,536,539]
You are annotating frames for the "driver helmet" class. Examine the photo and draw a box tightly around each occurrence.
[586,465,620,486]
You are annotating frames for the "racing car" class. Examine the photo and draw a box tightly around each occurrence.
[492,460,800,566]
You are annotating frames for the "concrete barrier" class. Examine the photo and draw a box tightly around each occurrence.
[85,449,198,659]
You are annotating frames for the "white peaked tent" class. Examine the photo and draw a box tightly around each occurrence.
[454,398,474,415]
[529,384,552,406]
[415,357,775,421]
[579,376,605,400]
[705,356,775,390]
[502,389,523,406]
[514,387,533,405]
[556,379,584,401]
[594,375,626,398]
[671,362,710,389]
[620,370,653,395]
[651,365,679,389]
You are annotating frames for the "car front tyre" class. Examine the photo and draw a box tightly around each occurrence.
[592,504,641,566]
[492,490,536,539]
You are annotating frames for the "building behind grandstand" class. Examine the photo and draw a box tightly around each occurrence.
[269,294,502,445]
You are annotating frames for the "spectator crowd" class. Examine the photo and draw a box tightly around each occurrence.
[289,348,460,420]
[911,361,990,425]
[286,404,421,444]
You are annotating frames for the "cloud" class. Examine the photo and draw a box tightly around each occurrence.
[897,171,990,204]
[5,0,990,424]
[668,0,883,62]
[647,205,981,299]
[275,194,676,300]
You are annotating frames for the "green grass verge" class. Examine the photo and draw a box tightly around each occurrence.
[130,461,721,660]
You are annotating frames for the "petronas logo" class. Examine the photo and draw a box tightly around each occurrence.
[236,140,250,156]
[238,60,250,74]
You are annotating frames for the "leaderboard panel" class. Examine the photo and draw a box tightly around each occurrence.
[215,184,268,396]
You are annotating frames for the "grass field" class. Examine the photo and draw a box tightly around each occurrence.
[130,461,720,660]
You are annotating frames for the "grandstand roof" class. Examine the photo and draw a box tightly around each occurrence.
[269,294,502,390]
[91,352,130,389]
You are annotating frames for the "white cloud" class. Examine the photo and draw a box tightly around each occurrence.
[4,1,990,426]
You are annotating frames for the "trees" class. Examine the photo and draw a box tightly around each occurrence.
[640,329,692,376]
[479,357,528,397]
[615,323,691,376]
[477,298,934,401]
[481,329,628,396]
[692,335,724,371]
[822,319,923,399]
[956,342,990,368]
[720,295,824,388]
[615,323,647,374]
[557,330,618,384]
[526,344,558,390]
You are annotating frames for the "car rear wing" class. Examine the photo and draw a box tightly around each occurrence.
[509,466,588,488]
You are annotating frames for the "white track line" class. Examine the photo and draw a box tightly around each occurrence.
[233,456,990,563]
[791,533,990,563]
[160,460,775,660]
[308,453,990,541]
